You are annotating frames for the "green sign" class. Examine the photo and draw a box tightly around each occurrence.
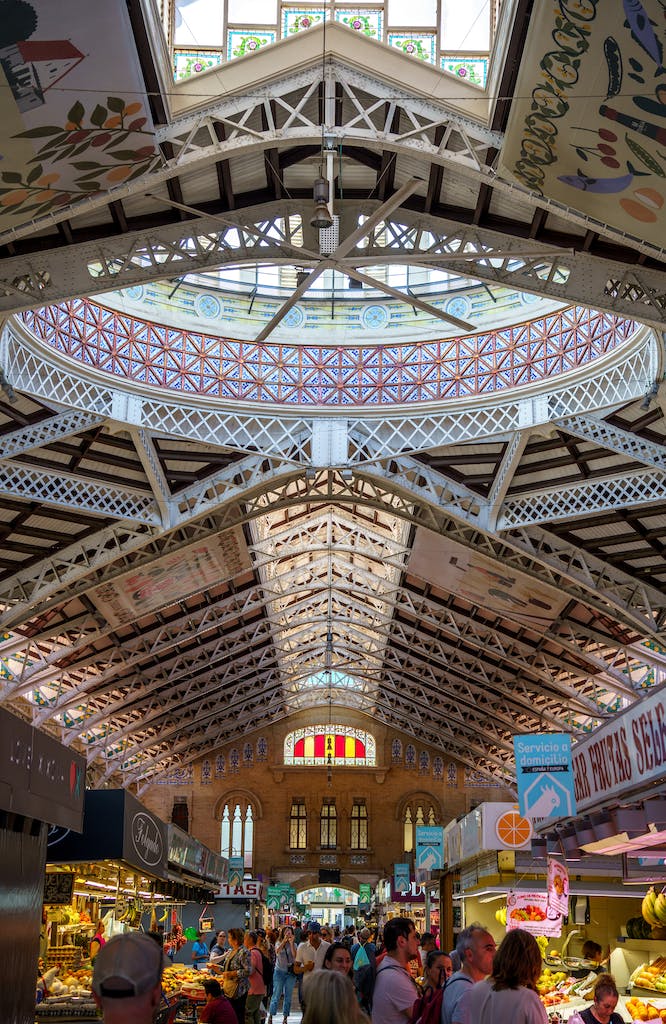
[266,885,282,910]
[359,884,372,903]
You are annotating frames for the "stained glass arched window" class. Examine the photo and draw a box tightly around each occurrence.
[284,726,376,766]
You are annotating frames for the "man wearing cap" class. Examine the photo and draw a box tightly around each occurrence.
[92,932,165,1024]
[294,921,330,975]
[294,921,330,1011]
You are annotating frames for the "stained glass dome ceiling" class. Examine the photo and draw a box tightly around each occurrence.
[0,1,665,801]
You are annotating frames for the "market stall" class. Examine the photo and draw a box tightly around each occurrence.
[40,792,227,1019]
[0,705,85,1024]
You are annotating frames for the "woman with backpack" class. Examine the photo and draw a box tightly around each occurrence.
[410,950,451,1024]
[244,931,267,1024]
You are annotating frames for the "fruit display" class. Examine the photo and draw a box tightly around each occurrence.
[162,964,211,998]
[37,965,92,999]
[536,967,576,1007]
[626,996,666,1021]
[495,905,507,926]
[628,916,655,940]
[632,959,666,992]
[642,888,666,935]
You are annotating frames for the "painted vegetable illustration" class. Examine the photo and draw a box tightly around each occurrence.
[603,36,623,98]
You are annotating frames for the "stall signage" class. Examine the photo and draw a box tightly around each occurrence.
[277,882,295,907]
[547,856,569,918]
[168,824,208,875]
[391,877,426,904]
[206,851,228,885]
[514,734,576,819]
[0,706,85,831]
[415,826,444,879]
[122,792,167,876]
[43,872,74,905]
[359,883,372,904]
[266,885,281,909]
[572,687,666,814]
[394,863,410,892]
[506,890,562,937]
[228,857,244,887]
[218,880,263,899]
[130,811,164,868]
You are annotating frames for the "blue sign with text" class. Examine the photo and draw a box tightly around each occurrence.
[415,825,444,874]
[514,733,576,819]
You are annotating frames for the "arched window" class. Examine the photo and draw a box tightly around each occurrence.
[402,798,440,853]
[350,799,368,850]
[290,799,307,850]
[284,726,376,766]
[320,798,337,849]
[220,799,254,868]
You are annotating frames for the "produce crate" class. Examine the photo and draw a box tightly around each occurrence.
[36,998,100,1020]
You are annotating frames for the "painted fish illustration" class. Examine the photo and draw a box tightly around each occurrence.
[623,0,665,74]
[557,163,647,193]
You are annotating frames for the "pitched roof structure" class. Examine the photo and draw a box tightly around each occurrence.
[0,2,664,799]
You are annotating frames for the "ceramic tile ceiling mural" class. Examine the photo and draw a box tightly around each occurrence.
[0,0,158,234]
[500,0,666,249]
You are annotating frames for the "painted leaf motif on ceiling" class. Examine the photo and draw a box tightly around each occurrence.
[500,0,666,249]
[0,0,158,232]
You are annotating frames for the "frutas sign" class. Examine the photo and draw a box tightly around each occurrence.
[573,687,666,813]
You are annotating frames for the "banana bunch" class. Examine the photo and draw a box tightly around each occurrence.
[495,906,507,926]
[641,886,666,927]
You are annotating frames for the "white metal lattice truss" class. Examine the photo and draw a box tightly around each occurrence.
[1,17,666,795]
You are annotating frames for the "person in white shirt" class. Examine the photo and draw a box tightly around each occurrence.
[371,917,420,1024]
[294,922,331,1012]
[294,921,331,975]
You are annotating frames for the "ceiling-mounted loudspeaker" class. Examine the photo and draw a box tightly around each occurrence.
[296,270,309,287]
[559,828,582,860]
[531,837,547,859]
[574,819,596,848]
[590,811,616,841]
[643,799,666,827]
[310,176,333,230]
[311,201,333,230]
[611,807,648,838]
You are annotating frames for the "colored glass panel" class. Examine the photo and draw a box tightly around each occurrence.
[440,55,488,88]
[282,8,327,36]
[22,304,635,407]
[283,726,376,765]
[227,29,276,60]
[387,32,436,62]
[174,50,224,81]
[335,9,382,39]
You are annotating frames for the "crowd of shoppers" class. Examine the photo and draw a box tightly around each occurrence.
[90,916,626,1024]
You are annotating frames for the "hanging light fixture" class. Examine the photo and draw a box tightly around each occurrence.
[310,17,333,231]
[310,174,333,230]
[326,532,334,786]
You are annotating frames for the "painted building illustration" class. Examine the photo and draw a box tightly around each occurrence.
[0,39,84,112]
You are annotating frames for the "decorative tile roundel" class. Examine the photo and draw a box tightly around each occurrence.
[446,296,471,320]
[362,304,389,329]
[196,293,221,319]
[283,306,305,328]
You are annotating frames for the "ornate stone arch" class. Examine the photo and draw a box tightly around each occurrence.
[395,790,444,823]
[213,789,263,820]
